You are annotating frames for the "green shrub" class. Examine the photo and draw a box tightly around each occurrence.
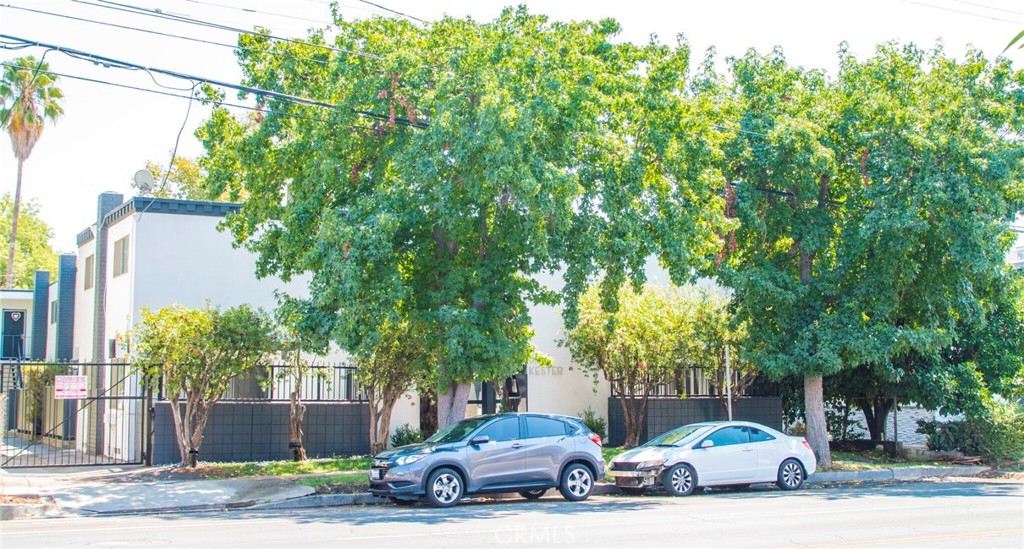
[975,399,1024,462]
[390,423,425,447]
[577,406,607,439]
[917,399,1024,463]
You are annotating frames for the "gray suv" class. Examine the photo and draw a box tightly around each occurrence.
[369,413,605,507]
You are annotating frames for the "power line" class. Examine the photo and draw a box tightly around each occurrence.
[954,0,1024,16]
[181,0,333,26]
[0,61,339,125]
[1,3,331,67]
[358,0,426,23]
[69,0,381,60]
[898,0,1024,25]
[0,35,427,128]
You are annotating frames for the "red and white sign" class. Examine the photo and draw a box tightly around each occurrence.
[54,375,88,399]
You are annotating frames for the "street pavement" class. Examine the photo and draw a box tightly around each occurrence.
[1,480,1021,548]
[0,463,997,517]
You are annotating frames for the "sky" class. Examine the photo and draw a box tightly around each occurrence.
[1,0,1022,253]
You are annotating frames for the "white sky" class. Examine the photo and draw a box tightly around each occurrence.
[1,0,1022,253]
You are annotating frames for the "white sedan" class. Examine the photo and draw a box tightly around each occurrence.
[608,420,817,496]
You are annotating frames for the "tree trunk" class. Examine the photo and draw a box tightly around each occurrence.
[857,396,893,443]
[804,375,831,468]
[5,158,24,288]
[436,380,472,430]
[419,390,437,437]
[289,384,307,461]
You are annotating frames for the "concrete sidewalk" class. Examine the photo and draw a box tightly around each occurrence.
[0,464,995,519]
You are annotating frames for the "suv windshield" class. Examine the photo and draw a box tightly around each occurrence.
[644,424,708,446]
[426,416,493,444]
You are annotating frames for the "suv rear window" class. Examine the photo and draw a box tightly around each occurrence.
[525,416,567,438]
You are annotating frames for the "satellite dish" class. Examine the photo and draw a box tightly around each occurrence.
[132,169,155,196]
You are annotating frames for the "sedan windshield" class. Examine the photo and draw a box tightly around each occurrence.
[644,424,708,447]
[426,416,492,444]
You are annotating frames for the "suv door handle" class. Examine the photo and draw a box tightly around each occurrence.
[511,443,524,449]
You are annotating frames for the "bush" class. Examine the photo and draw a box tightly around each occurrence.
[918,399,1024,463]
[390,423,425,447]
[577,406,607,439]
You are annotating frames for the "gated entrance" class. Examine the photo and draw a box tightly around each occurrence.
[1,362,151,468]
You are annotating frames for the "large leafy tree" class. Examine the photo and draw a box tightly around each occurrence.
[127,304,278,467]
[714,45,1024,467]
[0,56,63,289]
[0,194,57,288]
[198,9,723,429]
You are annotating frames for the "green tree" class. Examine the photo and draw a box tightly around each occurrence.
[0,56,63,289]
[198,9,721,430]
[713,45,1023,467]
[688,290,757,416]
[127,304,277,467]
[565,284,691,447]
[0,194,57,288]
[145,156,232,201]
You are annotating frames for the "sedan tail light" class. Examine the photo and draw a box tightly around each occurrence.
[588,433,603,447]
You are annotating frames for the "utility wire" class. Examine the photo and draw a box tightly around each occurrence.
[954,0,1024,16]
[70,0,381,59]
[898,0,1024,24]
[358,0,426,23]
[0,35,427,128]
[181,0,333,26]
[0,61,340,125]
[1,3,330,67]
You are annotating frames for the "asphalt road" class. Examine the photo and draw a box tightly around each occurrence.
[3,480,1022,548]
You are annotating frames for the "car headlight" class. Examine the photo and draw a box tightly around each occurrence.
[393,454,427,466]
[636,460,665,470]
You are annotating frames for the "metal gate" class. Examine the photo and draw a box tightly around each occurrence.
[1,361,152,468]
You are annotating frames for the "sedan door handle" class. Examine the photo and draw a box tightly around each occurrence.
[742,448,754,452]
[511,443,524,449]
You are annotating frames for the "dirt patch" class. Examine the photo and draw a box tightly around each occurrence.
[0,494,43,505]
[977,469,1024,480]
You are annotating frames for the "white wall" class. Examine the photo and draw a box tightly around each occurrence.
[45,283,58,360]
[74,237,96,361]
[104,216,135,360]
[131,212,309,319]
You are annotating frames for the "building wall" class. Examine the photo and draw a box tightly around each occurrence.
[131,212,310,319]
[0,290,35,359]
[103,215,135,360]
[1008,215,1024,270]
[45,282,57,359]
[74,236,96,361]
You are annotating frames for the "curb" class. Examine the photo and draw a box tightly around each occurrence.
[807,465,989,484]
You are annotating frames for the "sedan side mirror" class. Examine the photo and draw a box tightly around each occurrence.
[698,439,715,449]
[469,435,490,446]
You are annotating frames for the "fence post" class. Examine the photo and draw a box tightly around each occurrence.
[145,382,155,466]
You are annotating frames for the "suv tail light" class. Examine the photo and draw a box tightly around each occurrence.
[588,433,603,447]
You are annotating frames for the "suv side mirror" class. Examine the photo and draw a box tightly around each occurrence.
[469,435,490,446]
[698,439,715,449]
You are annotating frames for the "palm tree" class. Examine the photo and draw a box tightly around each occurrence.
[0,56,64,288]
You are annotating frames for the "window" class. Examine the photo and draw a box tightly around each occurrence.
[704,426,749,447]
[478,417,520,442]
[525,416,567,438]
[112,236,129,277]
[50,301,57,324]
[748,427,776,443]
[83,254,95,290]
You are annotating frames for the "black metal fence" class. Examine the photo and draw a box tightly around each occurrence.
[1,361,150,468]
[154,363,365,403]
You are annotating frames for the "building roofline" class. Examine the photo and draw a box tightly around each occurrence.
[102,196,242,227]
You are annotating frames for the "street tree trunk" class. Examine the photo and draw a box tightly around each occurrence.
[857,396,894,443]
[436,380,472,430]
[289,379,307,461]
[5,158,24,288]
[804,375,831,468]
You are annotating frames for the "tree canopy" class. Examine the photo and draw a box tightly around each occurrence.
[0,194,57,289]
[198,8,723,428]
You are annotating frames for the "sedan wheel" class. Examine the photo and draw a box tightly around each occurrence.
[558,464,594,501]
[664,464,697,497]
[777,459,805,491]
[425,468,463,507]
[519,489,547,500]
